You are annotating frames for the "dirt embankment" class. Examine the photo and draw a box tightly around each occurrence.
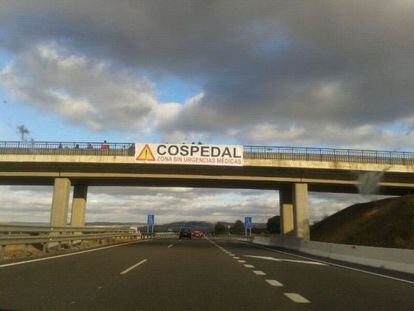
[311,195,414,249]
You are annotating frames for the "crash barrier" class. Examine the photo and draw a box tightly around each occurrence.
[0,224,142,261]
[235,235,414,274]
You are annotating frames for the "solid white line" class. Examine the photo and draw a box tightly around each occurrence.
[244,264,254,268]
[284,293,310,303]
[282,258,326,265]
[266,279,283,287]
[120,259,148,275]
[0,240,146,268]
[244,255,326,265]
[168,244,174,248]
[244,255,281,262]
[253,270,266,275]
[240,241,414,285]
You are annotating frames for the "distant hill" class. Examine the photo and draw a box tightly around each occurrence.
[311,195,414,249]
[139,221,215,233]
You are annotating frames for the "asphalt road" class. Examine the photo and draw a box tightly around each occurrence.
[1,237,414,310]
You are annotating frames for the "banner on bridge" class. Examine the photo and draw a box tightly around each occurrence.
[135,143,244,166]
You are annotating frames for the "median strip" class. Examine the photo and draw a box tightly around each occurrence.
[120,259,148,275]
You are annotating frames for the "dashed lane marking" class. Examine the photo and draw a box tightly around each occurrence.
[0,240,148,268]
[120,259,148,275]
[284,293,310,304]
[253,270,266,275]
[168,244,174,248]
[244,264,255,268]
[240,241,414,286]
[233,256,240,259]
[238,260,246,263]
[265,279,283,287]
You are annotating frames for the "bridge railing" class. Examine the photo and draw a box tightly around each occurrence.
[0,224,140,261]
[0,141,135,156]
[1,141,414,165]
[243,145,414,165]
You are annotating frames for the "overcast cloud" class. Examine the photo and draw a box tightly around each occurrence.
[0,1,410,223]
[1,0,414,145]
[0,186,378,224]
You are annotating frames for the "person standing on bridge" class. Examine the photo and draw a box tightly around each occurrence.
[102,140,109,150]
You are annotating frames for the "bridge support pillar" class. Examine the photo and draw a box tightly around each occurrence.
[70,184,88,227]
[50,178,71,227]
[279,188,294,235]
[293,183,310,240]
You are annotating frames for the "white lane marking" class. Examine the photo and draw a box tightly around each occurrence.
[120,259,148,275]
[168,244,174,248]
[253,270,266,275]
[244,255,326,266]
[282,258,326,265]
[284,293,310,304]
[245,255,280,261]
[266,279,283,287]
[233,256,240,259]
[238,260,246,263]
[0,240,147,268]
[244,264,255,268]
[240,241,414,286]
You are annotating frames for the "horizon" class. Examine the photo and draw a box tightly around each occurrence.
[0,1,407,224]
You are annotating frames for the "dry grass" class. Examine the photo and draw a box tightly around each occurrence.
[311,195,414,249]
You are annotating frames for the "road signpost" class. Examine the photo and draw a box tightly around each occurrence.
[244,217,252,237]
[147,214,155,234]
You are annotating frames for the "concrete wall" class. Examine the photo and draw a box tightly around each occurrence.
[2,154,414,173]
[249,235,414,275]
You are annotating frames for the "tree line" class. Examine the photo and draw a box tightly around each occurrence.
[214,215,281,235]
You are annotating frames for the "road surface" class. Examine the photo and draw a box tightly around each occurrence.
[1,237,414,310]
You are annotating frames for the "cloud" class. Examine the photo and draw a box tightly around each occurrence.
[0,185,391,224]
[0,1,413,148]
[0,42,158,132]
[0,185,280,223]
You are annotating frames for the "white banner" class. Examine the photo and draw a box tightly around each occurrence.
[135,143,244,166]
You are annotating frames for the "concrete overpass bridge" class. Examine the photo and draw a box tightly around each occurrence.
[1,141,414,240]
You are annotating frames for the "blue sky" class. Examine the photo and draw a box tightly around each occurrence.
[0,1,412,223]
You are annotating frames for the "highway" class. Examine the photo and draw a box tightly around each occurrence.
[1,238,414,310]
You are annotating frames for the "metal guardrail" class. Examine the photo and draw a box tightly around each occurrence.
[1,141,414,165]
[0,224,133,234]
[0,224,139,261]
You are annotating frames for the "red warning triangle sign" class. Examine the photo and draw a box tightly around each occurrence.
[136,144,155,161]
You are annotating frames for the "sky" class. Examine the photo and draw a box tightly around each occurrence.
[0,0,412,224]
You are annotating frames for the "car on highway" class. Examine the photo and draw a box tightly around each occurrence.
[178,227,192,239]
[192,230,204,238]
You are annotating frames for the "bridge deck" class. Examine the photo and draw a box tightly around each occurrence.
[1,141,414,165]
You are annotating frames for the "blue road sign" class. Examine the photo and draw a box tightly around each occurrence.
[147,214,155,226]
[244,216,252,229]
